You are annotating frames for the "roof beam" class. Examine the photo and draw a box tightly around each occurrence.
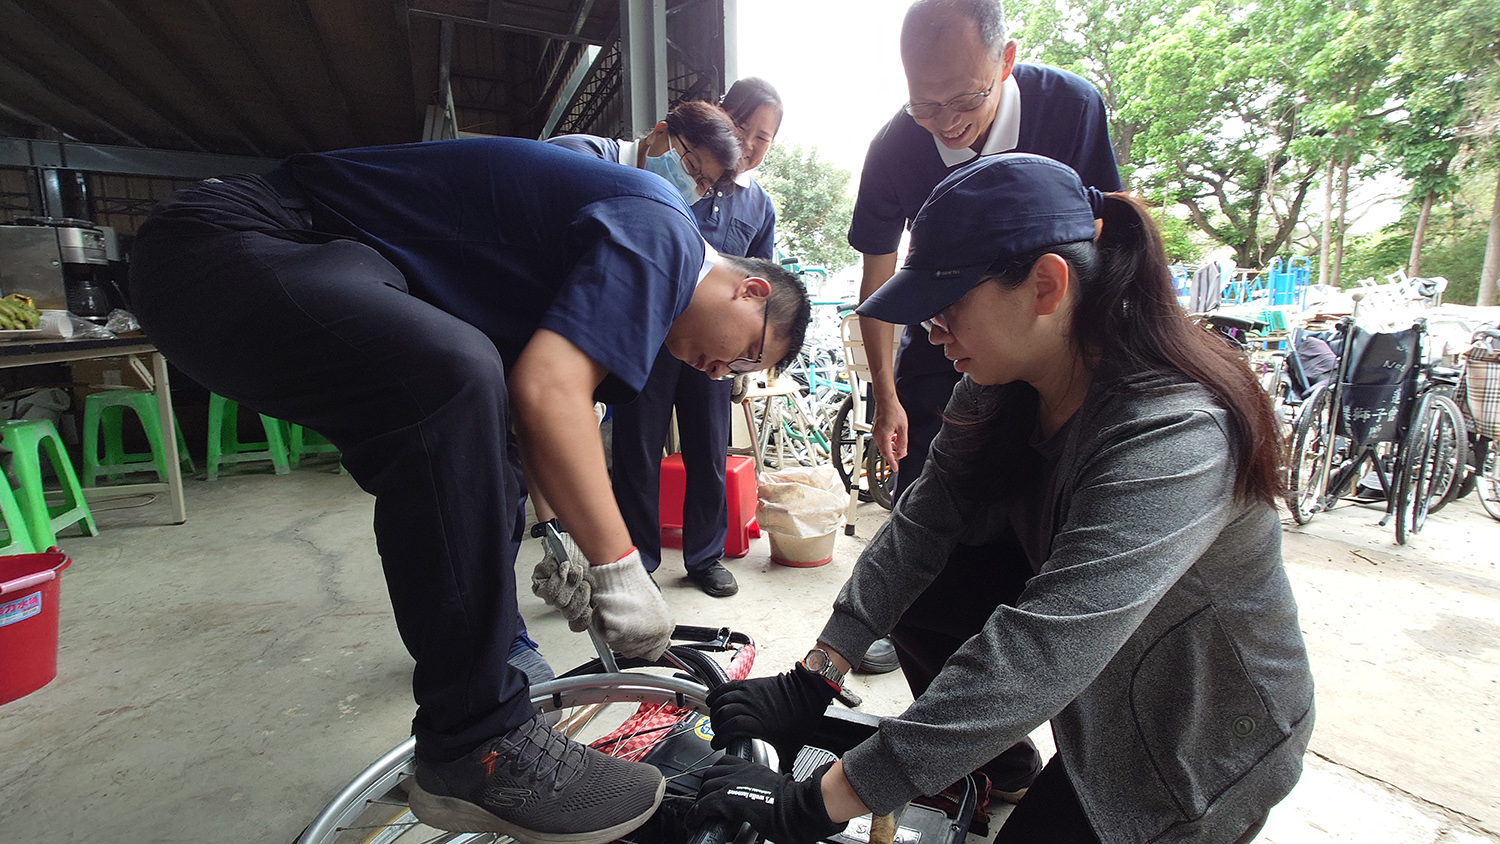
[191,0,318,152]
[4,0,207,151]
[96,0,269,156]
[406,1,613,46]
[0,50,145,147]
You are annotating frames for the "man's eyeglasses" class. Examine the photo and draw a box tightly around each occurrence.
[720,299,770,380]
[904,80,997,121]
[673,134,720,197]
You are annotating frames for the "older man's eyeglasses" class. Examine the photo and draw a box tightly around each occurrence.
[720,300,770,380]
[904,80,997,121]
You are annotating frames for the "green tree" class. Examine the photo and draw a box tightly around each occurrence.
[756,144,858,273]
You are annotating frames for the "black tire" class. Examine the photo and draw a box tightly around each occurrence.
[1425,394,1468,514]
[1394,394,1467,543]
[1286,383,1333,525]
[867,446,895,510]
[830,394,858,492]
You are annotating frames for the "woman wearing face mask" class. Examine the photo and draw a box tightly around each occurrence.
[546,87,782,599]
[549,100,741,208]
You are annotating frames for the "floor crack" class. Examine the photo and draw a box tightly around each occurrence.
[1307,749,1498,839]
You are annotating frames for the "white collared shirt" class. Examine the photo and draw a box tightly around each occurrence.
[933,73,1023,167]
[698,241,719,286]
[617,139,639,167]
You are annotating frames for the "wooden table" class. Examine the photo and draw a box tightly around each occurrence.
[0,336,186,525]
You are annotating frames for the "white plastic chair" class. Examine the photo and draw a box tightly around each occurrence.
[838,313,901,534]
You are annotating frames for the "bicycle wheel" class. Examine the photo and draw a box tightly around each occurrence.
[830,395,858,491]
[1478,441,1500,521]
[1285,383,1332,524]
[298,647,765,844]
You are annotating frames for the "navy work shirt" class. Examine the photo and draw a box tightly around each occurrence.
[849,64,1122,377]
[849,64,1121,256]
[281,137,705,402]
[547,134,776,260]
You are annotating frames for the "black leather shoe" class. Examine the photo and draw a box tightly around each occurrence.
[685,562,738,597]
[855,636,900,674]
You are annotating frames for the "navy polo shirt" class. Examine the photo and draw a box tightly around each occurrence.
[691,177,776,260]
[548,134,776,260]
[280,137,704,402]
[848,63,1122,257]
[849,64,1121,378]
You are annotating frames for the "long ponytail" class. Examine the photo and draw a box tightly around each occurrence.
[1081,193,1284,503]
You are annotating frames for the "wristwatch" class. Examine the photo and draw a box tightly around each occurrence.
[800,647,862,708]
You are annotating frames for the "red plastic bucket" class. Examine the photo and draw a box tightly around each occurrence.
[0,549,71,705]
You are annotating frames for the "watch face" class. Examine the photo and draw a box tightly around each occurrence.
[804,649,830,672]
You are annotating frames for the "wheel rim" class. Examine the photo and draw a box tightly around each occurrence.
[298,673,762,844]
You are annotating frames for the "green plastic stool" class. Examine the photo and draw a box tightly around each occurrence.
[1,418,99,549]
[206,394,292,480]
[287,424,342,469]
[0,477,37,555]
[81,389,194,486]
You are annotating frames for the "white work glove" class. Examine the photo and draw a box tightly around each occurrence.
[590,548,674,660]
[530,530,594,632]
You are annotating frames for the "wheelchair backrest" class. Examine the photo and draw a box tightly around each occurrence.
[1337,322,1423,448]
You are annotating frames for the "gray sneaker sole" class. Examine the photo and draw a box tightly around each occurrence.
[407,775,665,844]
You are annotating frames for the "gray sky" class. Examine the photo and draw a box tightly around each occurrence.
[736,0,913,178]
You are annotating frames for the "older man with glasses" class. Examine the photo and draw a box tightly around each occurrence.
[841,0,1123,803]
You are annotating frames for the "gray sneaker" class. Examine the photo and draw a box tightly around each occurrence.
[409,713,666,844]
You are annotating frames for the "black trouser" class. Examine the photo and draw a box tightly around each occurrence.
[889,528,1045,794]
[611,348,730,573]
[128,178,533,762]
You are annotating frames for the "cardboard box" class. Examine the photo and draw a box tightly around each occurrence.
[69,356,152,404]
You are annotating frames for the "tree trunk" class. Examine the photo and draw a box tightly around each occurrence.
[1319,157,1335,287]
[1331,148,1352,289]
[1407,191,1434,279]
[1479,166,1500,307]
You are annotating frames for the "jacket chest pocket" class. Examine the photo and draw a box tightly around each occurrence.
[710,216,758,258]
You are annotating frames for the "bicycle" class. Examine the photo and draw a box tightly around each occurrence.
[1283,313,1467,544]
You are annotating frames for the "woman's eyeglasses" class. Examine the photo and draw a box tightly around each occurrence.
[922,312,951,335]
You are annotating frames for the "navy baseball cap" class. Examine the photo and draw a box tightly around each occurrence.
[858,153,1104,325]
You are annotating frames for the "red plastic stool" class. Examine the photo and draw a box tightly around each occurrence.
[659,454,760,558]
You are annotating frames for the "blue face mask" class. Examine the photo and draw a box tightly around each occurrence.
[643,147,702,207]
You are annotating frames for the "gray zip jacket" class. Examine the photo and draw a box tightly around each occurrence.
[819,368,1315,843]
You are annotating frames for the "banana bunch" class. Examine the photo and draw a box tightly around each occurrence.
[0,293,41,330]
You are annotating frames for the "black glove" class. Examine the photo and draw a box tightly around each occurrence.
[707,664,837,758]
[687,756,847,844]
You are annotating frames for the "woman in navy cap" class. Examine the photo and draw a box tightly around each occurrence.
[690,152,1314,844]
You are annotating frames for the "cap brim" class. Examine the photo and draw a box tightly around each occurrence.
[856,261,992,325]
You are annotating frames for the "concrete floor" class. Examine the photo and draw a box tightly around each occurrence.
[1,457,1497,843]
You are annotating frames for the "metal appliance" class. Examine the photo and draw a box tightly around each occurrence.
[0,216,111,317]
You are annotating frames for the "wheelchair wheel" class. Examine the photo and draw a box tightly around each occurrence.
[1395,394,1467,543]
[1286,383,1333,524]
[831,395,858,492]
[1478,443,1500,521]
[867,446,896,510]
[297,648,765,844]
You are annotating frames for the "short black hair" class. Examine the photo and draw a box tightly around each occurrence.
[719,254,810,373]
[721,77,784,132]
[662,100,741,174]
[900,0,1008,62]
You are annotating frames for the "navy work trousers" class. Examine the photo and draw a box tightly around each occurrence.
[610,348,730,573]
[127,178,533,763]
